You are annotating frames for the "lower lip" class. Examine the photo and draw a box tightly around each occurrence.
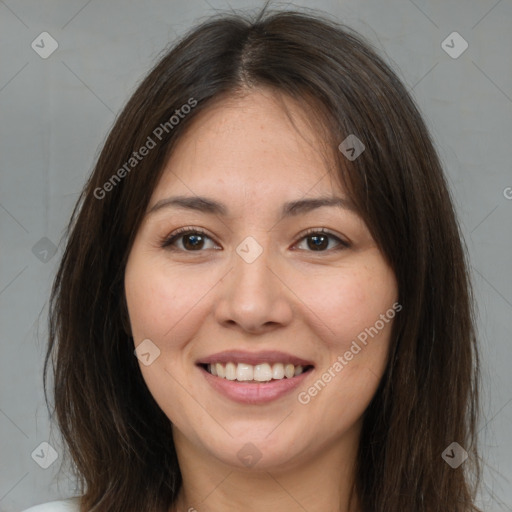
[199,365,313,404]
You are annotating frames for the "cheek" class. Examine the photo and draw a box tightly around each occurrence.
[124,250,215,346]
[292,261,397,433]
[124,250,207,418]
[125,271,176,340]
[295,259,397,350]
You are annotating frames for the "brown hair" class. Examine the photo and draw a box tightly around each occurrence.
[45,5,482,511]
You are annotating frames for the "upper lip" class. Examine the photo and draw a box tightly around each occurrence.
[197,350,315,367]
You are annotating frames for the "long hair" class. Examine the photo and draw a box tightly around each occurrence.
[44,6,481,511]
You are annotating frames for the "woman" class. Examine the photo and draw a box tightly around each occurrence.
[24,6,482,512]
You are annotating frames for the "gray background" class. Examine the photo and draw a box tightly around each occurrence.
[1,0,511,510]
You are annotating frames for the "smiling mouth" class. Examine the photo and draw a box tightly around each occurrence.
[199,362,314,383]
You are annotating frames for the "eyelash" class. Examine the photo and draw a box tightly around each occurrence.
[159,227,350,253]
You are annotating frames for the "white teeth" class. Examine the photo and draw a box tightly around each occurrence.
[236,363,253,381]
[205,361,309,381]
[272,363,285,379]
[254,363,272,382]
[215,363,225,378]
[225,362,236,380]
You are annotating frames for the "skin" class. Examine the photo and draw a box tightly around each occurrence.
[124,88,398,512]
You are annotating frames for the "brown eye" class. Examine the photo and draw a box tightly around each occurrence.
[306,233,329,251]
[161,228,219,251]
[295,229,349,252]
[181,232,206,250]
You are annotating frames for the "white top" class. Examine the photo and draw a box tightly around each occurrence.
[21,498,80,512]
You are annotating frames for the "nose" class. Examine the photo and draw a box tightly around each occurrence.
[214,238,294,334]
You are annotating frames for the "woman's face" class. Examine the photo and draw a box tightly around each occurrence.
[124,89,398,472]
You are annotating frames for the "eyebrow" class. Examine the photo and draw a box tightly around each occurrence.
[146,194,356,220]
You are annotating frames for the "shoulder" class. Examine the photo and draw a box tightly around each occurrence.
[21,497,81,512]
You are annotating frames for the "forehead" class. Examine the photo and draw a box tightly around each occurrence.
[150,89,343,206]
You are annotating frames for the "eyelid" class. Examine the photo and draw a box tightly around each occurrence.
[160,226,219,250]
[160,226,350,251]
[294,227,350,247]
